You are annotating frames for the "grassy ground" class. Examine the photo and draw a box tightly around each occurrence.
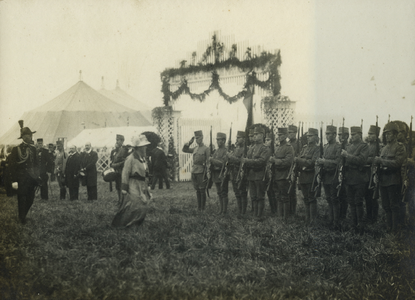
[0,179,414,299]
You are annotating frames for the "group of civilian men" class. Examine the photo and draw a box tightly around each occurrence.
[183,120,414,234]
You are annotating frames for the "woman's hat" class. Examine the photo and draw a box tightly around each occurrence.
[132,135,150,148]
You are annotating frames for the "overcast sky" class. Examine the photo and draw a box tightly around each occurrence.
[0,0,414,137]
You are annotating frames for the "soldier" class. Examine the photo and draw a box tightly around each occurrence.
[242,126,271,219]
[227,131,248,216]
[270,127,294,220]
[264,131,277,215]
[364,125,381,224]
[36,138,51,200]
[316,125,341,228]
[248,128,255,212]
[341,126,369,234]
[110,134,129,201]
[182,130,210,211]
[8,121,41,224]
[294,128,320,226]
[406,130,415,227]
[288,124,301,216]
[48,143,56,182]
[54,140,67,200]
[210,132,229,214]
[374,122,406,232]
[337,127,350,221]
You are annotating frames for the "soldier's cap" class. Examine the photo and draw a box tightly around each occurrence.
[350,126,362,134]
[277,128,288,135]
[194,130,203,137]
[36,138,43,142]
[18,127,36,139]
[338,127,349,134]
[248,129,254,136]
[253,127,265,135]
[368,125,380,135]
[288,125,298,133]
[383,122,399,133]
[325,125,337,134]
[236,131,245,138]
[307,128,318,136]
[216,132,226,140]
[48,143,54,146]
[116,134,125,140]
[56,140,63,145]
[265,132,274,139]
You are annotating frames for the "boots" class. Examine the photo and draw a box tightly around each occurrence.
[253,201,259,217]
[357,204,364,234]
[196,191,202,211]
[386,211,392,232]
[333,202,340,229]
[277,202,283,218]
[309,202,317,226]
[372,199,379,223]
[201,191,206,211]
[251,199,254,212]
[218,197,223,215]
[236,197,242,216]
[223,196,228,215]
[291,196,297,216]
[392,212,400,233]
[350,206,357,228]
[60,188,66,200]
[305,204,311,225]
[241,196,248,215]
[327,203,334,225]
[283,202,290,221]
[257,200,265,219]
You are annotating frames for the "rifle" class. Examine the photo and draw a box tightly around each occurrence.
[368,116,380,199]
[311,122,323,197]
[287,121,301,194]
[336,118,346,197]
[264,125,274,192]
[236,129,248,189]
[204,126,213,197]
[220,123,232,188]
[401,115,413,202]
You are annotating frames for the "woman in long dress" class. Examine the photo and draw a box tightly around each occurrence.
[112,135,151,227]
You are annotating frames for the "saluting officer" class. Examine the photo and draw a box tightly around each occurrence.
[374,122,407,232]
[295,128,320,226]
[242,126,271,219]
[337,127,350,221]
[316,125,341,228]
[288,125,301,216]
[228,131,248,216]
[341,126,369,234]
[270,127,294,220]
[364,125,381,224]
[182,130,210,211]
[210,132,229,215]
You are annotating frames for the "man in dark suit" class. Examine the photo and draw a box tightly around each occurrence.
[80,142,98,200]
[36,138,51,200]
[8,120,41,224]
[151,142,170,190]
[65,145,81,200]
[48,143,56,182]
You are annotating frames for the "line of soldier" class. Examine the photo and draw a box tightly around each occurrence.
[183,118,414,234]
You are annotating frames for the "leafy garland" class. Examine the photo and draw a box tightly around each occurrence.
[151,106,173,123]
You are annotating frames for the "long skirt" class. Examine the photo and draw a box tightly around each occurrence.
[112,178,150,228]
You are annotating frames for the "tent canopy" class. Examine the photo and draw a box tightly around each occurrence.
[0,80,153,145]
[68,126,157,149]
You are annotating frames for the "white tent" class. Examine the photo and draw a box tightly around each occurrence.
[68,126,157,149]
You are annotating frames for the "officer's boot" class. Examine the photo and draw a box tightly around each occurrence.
[283,202,291,221]
[60,188,66,200]
[223,196,228,215]
[400,203,406,229]
[392,212,400,233]
[196,191,202,211]
[327,202,334,225]
[257,200,265,219]
[253,201,259,217]
[365,196,372,223]
[291,196,297,216]
[305,204,311,225]
[333,202,341,230]
[357,204,364,235]
[236,197,242,216]
[277,201,283,218]
[218,197,223,215]
[251,199,254,212]
[241,196,248,215]
[372,199,379,223]
[309,202,317,227]
[350,206,357,233]
[386,211,392,232]
[201,191,207,211]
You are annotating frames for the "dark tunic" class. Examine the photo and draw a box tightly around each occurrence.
[297,144,320,184]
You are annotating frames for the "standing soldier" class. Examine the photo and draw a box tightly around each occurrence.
[248,128,255,212]
[242,126,271,220]
[270,128,294,220]
[36,138,51,200]
[406,130,415,227]
[295,128,320,226]
[182,130,210,211]
[337,127,350,221]
[110,134,129,202]
[374,122,407,233]
[54,140,67,200]
[341,126,369,234]
[264,131,277,215]
[8,121,41,224]
[316,125,341,229]
[364,125,381,224]
[288,124,301,216]
[48,143,56,182]
[210,132,229,215]
[228,131,248,216]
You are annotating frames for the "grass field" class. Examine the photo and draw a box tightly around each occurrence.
[1,179,415,299]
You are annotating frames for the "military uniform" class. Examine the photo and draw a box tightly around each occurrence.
[337,127,349,220]
[36,139,51,200]
[182,130,210,211]
[297,128,320,225]
[320,125,341,227]
[8,123,41,223]
[210,132,229,214]
[245,126,271,218]
[288,125,301,216]
[405,138,415,227]
[343,126,369,233]
[228,131,248,215]
[110,134,129,200]
[377,122,407,232]
[272,128,294,219]
[264,131,277,215]
[54,141,67,200]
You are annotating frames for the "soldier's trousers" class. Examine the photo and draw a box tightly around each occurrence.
[249,180,266,217]
[267,187,277,214]
[380,184,401,231]
[215,180,229,213]
[57,174,66,200]
[231,180,248,214]
[289,181,297,215]
[299,183,317,224]
[345,183,365,228]
[364,186,379,222]
[192,173,207,210]
[323,183,340,225]
[274,179,290,218]
[338,185,348,220]
[40,173,49,200]
[17,176,37,222]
